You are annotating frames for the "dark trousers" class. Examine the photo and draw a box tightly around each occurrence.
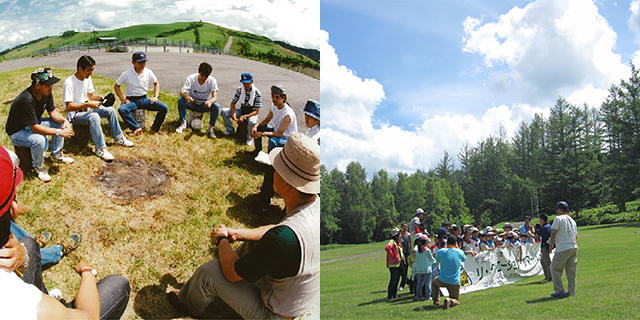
[399,260,412,290]
[387,267,401,300]
[258,166,275,209]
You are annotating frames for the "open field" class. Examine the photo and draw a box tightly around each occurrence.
[321,222,640,319]
[1,60,316,318]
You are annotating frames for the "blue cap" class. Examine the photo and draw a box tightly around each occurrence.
[132,51,147,62]
[303,100,320,120]
[240,73,253,83]
[555,201,569,210]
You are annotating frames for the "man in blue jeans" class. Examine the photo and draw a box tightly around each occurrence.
[5,68,75,182]
[63,55,134,161]
[221,73,262,145]
[250,85,297,154]
[0,145,130,319]
[114,51,168,136]
[176,62,221,137]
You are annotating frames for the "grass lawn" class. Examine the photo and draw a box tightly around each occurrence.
[321,222,640,319]
[1,67,286,319]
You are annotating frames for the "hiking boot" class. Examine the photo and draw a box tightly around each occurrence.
[208,126,216,138]
[95,148,114,161]
[51,152,74,164]
[36,232,53,248]
[59,233,82,256]
[34,166,51,182]
[176,121,187,133]
[115,136,134,147]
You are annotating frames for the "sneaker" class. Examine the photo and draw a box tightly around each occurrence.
[36,232,53,248]
[246,138,253,146]
[208,127,216,139]
[550,292,567,298]
[167,291,195,317]
[95,148,114,161]
[116,136,134,147]
[34,166,51,182]
[59,233,82,256]
[222,129,233,136]
[176,121,187,133]
[398,287,403,291]
[51,153,74,164]
[443,298,452,309]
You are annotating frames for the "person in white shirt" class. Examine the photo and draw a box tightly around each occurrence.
[549,201,579,298]
[175,62,221,137]
[114,51,168,136]
[303,99,320,144]
[251,85,297,154]
[63,55,134,161]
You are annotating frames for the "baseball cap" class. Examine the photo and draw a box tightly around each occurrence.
[1,147,24,215]
[31,67,60,85]
[132,51,147,62]
[240,73,253,83]
[555,201,569,210]
[303,100,320,120]
[271,84,286,95]
[415,208,424,215]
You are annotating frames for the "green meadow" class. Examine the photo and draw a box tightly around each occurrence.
[321,222,640,319]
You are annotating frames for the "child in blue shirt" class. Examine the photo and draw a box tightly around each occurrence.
[413,234,436,301]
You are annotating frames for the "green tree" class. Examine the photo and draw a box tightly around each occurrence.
[370,169,398,241]
[337,162,374,243]
[320,165,341,245]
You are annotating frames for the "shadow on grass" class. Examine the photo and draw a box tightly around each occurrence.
[221,150,264,176]
[134,273,241,319]
[225,192,285,228]
[526,295,566,304]
[515,278,550,286]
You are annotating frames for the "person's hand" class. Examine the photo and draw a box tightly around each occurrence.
[550,243,555,251]
[231,112,238,121]
[238,115,246,123]
[59,126,74,139]
[204,100,213,108]
[186,96,194,104]
[73,261,93,275]
[87,101,101,109]
[250,128,260,139]
[122,99,130,105]
[211,224,232,244]
[0,235,26,272]
[150,97,158,104]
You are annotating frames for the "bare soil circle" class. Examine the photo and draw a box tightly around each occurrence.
[95,158,170,201]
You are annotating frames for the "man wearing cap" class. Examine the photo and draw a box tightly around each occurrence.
[114,51,169,135]
[549,201,578,297]
[221,72,262,145]
[5,67,75,182]
[303,99,320,144]
[409,208,425,239]
[64,55,134,162]
[175,62,221,138]
[0,146,131,319]
[536,213,553,281]
[169,133,320,319]
[251,84,298,154]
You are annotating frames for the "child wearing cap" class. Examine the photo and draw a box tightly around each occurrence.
[412,234,435,301]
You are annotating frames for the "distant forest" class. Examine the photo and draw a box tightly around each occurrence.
[274,40,320,63]
[321,63,640,245]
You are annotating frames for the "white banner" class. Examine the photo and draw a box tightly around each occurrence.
[459,243,549,294]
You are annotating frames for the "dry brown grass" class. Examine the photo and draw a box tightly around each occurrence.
[1,67,286,319]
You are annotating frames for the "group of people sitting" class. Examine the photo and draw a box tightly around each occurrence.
[1,52,321,319]
[386,209,556,310]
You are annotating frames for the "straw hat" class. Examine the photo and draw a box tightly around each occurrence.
[269,132,320,194]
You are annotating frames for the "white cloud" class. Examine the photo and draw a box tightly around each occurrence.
[321,31,549,176]
[629,0,640,42]
[0,0,320,52]
[463,0,628,107]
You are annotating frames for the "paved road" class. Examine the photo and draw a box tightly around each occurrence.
[0,50,319,131]
[224,36,233,54]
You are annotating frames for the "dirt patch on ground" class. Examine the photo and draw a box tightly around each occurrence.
[95,158,170,201]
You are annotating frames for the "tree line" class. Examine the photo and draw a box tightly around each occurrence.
[321,63,640,245]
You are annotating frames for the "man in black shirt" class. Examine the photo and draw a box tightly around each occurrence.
[169,133,320,319]
[6,68,74,182]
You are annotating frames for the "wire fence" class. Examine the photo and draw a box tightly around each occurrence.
[32,38,226,57]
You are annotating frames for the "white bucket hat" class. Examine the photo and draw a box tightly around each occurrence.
[269,132,320,194]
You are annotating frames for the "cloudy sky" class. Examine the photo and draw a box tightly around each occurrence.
[321,0,640,177]
[0,0,320,52]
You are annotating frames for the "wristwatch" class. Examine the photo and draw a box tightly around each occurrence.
[81,268,98,277]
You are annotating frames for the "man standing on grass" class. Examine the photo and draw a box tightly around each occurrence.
[5,68,75,182]
[114,51,168,136]
[63,55,134,162]
[549,201,578,297]
[175,62,220,137]
[536,213,553,282]
[431,234,466,309]
[168,133,320,319]
[409,208,425,239]
[398,223,413,293]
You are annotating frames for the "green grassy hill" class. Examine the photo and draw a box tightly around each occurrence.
[321,222,640,319]
[0,21,318,68]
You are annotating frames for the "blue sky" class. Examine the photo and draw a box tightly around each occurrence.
[0,0,320,52]
[321,0,640,177]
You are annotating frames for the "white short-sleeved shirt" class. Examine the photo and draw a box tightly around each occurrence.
[0,269,42,320]
[180,73,218,104]
[271,103,298,138]
[116,67,157,97]
[305,125,320,143]
[63,74,95,120]
[551,214,578,252]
